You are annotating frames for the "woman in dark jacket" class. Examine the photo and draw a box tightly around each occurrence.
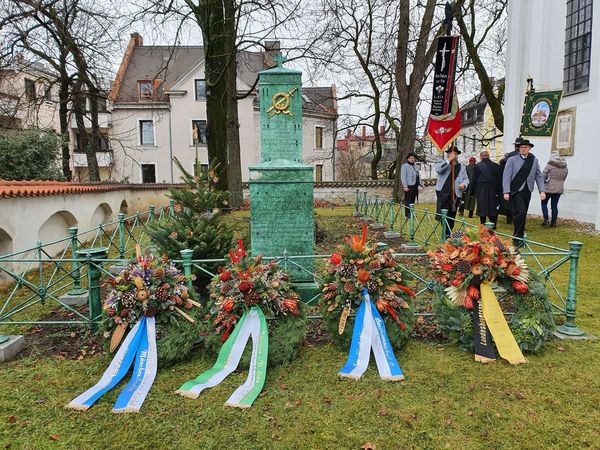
[458,156,477,218]
[541,151,568,227]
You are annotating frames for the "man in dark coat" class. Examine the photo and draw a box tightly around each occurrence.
[458,157,477,218]
[435,146,469,236]
[502,139,546,248]
[472,150,501,228]
[498,136,522,224]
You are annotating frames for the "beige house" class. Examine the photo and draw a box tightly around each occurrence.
[0,60,61,131]
[105,34,337,184]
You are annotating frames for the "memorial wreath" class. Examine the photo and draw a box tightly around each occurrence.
[176,240,306,408]
[428,225,554,363]
[319,224,415,380]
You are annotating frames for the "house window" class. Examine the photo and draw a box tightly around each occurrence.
[141,164,156,183]
[138,80,154,100]
[195,79,206,100]
[193,163,209,175]
[75,133,109,153]
[25,79,36,101]
[192,119,207,144]
[139,120,154,145]
[564,0,593,94]
[315,126,323,149]
[315,164,323,182]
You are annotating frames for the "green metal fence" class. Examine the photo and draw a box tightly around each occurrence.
[0,202,175,335]
[353,189,584,337]
[0,193,585,339]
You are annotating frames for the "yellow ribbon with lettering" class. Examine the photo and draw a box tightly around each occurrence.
[480,281,527,365]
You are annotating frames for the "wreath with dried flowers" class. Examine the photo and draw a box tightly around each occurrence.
[319,225,415,352]
[99,252,203,367]
[429,226,555,358]
[202,241,307,368]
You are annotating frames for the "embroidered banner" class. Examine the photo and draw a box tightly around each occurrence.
[520,90,563,137]
[427,35,461,154]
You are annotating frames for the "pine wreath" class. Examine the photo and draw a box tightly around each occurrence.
[202,241,307,368]
[319,224,415,352]
[99,253,202,368]
[429,225,555,353]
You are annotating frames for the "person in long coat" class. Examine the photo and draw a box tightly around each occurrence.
[458,157,477,218]
[472,150,501,228]
[435,146,469,236]
[498,136,522,224]
[502,139,546,248]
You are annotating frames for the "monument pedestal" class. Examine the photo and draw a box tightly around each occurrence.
[0,335,25,362]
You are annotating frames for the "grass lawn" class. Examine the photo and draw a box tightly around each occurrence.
[1,206,599,450]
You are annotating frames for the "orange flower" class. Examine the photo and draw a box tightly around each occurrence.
[467,285,480,300]
[512,280,529,294]
[481,255,494,266]
[471,264,483,275]
[222,298,234,312]
[357,270,370,283]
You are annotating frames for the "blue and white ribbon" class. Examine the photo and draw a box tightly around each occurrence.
[66,316,158,413]
[338,289,404,381]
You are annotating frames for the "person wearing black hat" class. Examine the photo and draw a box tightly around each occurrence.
[400,152,421,217]
[435,145,469,236]
[502,139,546,248]
[498,136,523,224]
[472,150,501,228]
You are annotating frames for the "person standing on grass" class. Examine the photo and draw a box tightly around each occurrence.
[498,136,522,224]
[435,145,468,237]
[502,139,546,248]
[458,156,477,218]
[400,152,421,218]
[541,151,568,227]
[472,150,501,228]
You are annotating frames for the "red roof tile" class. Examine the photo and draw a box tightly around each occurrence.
[0,180,178,198]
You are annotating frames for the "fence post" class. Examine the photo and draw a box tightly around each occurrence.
[389,198,395,229]
[440,209,448,242]
[409,203,416,243]
[148,205,156,223]
[374,195,380,222]
[117,212,126,259]
[355,189,360,211]
[180,249,194,291]
[67,227,86,295]
[169,199,175,216]
[78,247,108,332]
[556,241,585,337]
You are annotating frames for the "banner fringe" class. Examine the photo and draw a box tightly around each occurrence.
[224,402,251,409]
[64,403,90,411]
[381,375,404,382]
[175,389,200,399]
[474,355,497,364]
[337,373,361,380]
[111,407,140,414]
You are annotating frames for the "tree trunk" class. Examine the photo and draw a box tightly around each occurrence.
[195,0,229,192]
[72,81,99,181]
[58,67,72,181]
[224,0,242,208]
[370,126,382,180]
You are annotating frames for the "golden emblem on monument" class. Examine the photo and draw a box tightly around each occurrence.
[267,87,298,117]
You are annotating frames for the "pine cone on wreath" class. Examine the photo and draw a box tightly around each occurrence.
[343,282,355,293]
[244,291,261,307]
[221,283,233,294]
[366,280,378,292]
[495,239,507,253]
[339,264,356,278]
[368,259,381,270]
[455,260,472,276]
[155,287,171,302]
[323,291,336,301]
[450,231,465,239]
[121,292,136,310]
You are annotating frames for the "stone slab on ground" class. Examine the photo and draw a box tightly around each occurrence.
[0,335,25,362]
[352,211,364,217]
[370,223,385,231]
[383,231,401,239]
[401,242,423,251]
[59,292,89,306]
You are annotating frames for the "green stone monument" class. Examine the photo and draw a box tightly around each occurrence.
[249,54,316,299]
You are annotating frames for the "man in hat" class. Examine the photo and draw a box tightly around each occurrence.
[502,139,546,248]
[435,146,469,236]
[498,136,523,224]
[400,152,421,217]
[472,150,501,228]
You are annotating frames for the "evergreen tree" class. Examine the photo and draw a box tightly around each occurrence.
[150,157,233,293]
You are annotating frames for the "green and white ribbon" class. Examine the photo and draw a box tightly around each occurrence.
[176,306,268,408]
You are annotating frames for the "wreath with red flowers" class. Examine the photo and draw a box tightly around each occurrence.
[202,241,307,367]
[319,225,415,351]
[429,226,555,352]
